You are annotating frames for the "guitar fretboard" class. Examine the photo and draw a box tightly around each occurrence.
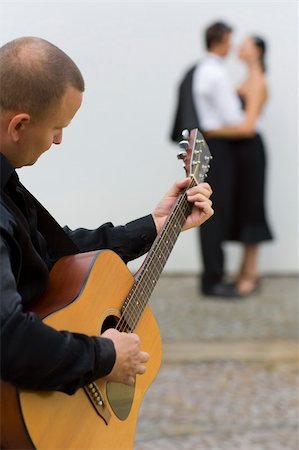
[116,177,197,332]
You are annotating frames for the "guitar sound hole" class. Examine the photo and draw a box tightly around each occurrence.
[101,314,131,334]
[101,315,119,333]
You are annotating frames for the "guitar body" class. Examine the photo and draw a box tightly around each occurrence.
[1,250,162,450]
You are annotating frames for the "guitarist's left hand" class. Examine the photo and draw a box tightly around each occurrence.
[152,179,213,233]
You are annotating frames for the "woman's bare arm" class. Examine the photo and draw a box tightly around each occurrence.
[204,82,267,139]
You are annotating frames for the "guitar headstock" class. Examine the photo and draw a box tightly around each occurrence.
[177,129,212,184]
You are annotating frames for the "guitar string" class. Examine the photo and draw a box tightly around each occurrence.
[127,152,208,328]
[115,190,190,331]
[124,192,192,330]
[115,178,196,332]
[125,206,190,329]
[125,184,192,316]
[118,202,189,330]
[116,160,205,332]
[115,145,209,332]
[117,151,207,331]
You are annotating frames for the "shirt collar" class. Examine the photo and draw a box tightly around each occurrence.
[204,52,225,63]
[0,153,18,190]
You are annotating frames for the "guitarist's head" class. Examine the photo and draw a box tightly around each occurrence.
[0,37,84,168]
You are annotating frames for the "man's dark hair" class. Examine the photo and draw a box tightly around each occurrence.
[0,36,85,120]
[205,21,233,50]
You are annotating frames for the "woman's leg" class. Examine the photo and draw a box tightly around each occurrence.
[237,244,259,295]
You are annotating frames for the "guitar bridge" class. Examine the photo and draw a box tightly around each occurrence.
[84,382,111,425]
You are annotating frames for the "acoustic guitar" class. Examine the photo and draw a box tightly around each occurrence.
[0,129,211,449]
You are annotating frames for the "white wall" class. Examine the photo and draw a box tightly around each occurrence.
[1,1,298,274]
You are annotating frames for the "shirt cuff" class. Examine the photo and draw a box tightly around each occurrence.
[125,214,157,248]
[93,337,116,378]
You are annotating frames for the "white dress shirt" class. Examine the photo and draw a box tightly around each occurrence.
[192,53,244,131]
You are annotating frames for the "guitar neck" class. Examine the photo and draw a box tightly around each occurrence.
[117,177,197,332]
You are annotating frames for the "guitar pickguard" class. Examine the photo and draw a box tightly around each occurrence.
[106,382,135,421]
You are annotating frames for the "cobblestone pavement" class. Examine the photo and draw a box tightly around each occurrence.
[147,275,298,342]
[135,361,298,450]
[133,276,299,450]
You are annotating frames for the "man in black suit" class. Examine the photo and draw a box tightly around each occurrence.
[171,22,244,298]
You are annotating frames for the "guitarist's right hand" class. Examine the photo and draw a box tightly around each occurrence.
[102,328,149,385]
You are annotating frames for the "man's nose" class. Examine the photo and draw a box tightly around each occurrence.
[53,131,63,145]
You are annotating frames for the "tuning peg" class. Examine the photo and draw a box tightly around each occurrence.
[182,129,190,139]
[177,151,187,160]
[179,139,189,150]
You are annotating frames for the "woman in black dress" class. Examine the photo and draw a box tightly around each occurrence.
[206,35,273,295]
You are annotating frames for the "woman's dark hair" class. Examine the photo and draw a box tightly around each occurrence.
[205,21,233,50]
[252,35,267,72]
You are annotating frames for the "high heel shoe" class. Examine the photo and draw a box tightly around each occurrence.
[236,274,260,297]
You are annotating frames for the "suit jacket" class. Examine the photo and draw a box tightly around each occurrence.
[170,64,201,143]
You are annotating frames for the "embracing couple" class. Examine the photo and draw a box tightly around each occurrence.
[171,21,273,298]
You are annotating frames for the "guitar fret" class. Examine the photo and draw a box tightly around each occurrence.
[121,191,195,330]
[118,131,211,332]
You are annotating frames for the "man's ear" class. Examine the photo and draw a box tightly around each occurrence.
[7,113,31,142]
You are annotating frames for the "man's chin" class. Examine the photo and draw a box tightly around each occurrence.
[25,159,38,167]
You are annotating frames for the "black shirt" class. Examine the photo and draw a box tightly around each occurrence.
[0,153,156,394]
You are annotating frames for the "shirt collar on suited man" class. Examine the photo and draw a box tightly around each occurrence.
[0,152,18,190]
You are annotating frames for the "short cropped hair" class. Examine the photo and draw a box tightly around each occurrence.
[205,21,233,50]
[0,36,85,119]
